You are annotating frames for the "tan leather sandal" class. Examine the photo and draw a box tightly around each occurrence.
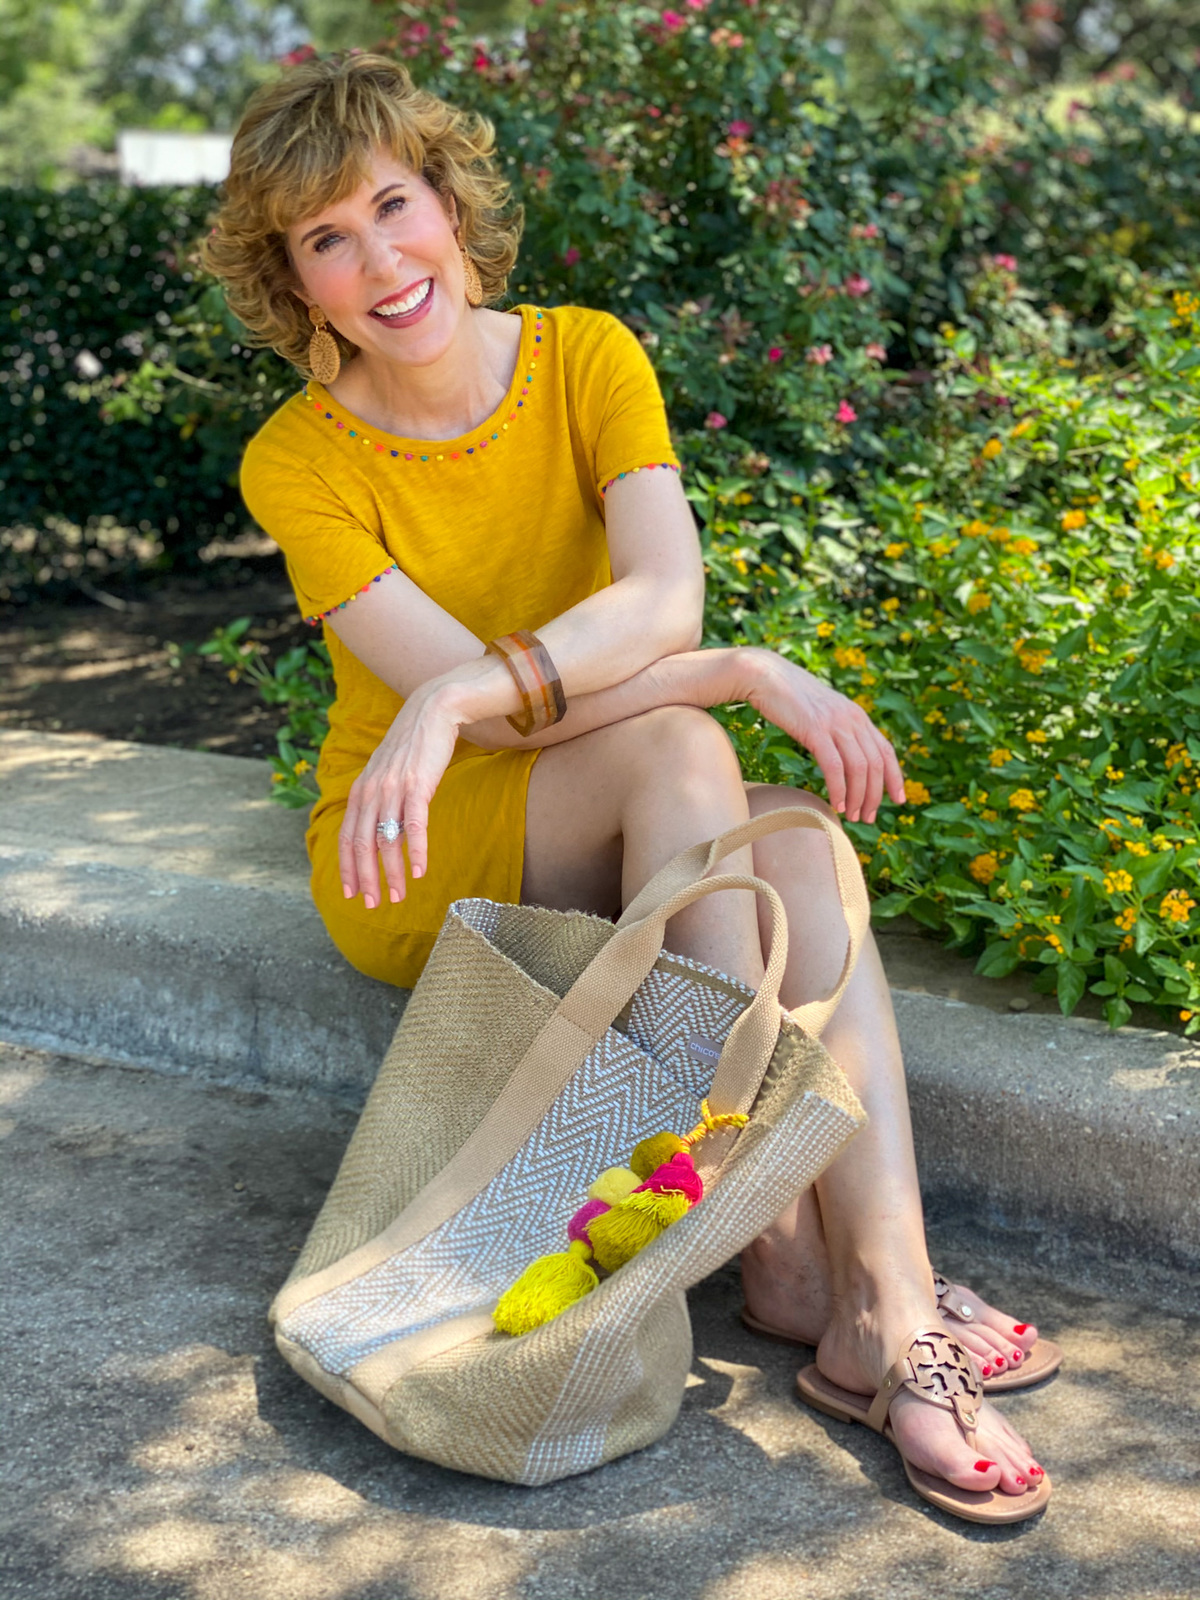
[740,1270,1064,1395]
[932,1273,1063,1392]
[795,1324,1053,1525]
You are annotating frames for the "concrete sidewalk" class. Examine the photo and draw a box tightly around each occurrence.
[2,730,1199,1268]
[2,1039,1196,1600]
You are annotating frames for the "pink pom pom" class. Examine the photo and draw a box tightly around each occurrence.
[567,1197,611,1246]
[637,1151,703,1205]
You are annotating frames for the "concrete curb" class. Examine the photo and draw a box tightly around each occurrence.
[3,730,1198,1268]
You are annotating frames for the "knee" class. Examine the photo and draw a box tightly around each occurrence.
[747,782,841,828]
[622,705,743,793]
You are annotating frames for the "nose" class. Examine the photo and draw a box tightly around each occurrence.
[363,230,400,277]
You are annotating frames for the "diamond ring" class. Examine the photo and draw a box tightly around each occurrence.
[375,818,403,844]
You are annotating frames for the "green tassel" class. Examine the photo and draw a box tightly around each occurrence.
[629,1131,687,1180]
[588,1188,691,1273]
[493,1239,598,1336]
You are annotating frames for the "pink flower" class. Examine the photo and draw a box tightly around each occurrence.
[865,342,887,361]
[662,10,686,31]
[767,345,783,362]
[729,31,744,46]
[281,43,316,66]
[1114,61,1137,81]
[685,0,709,9]
[836,400,858,425]
[806,343,833,365]
[843,274,872,298]
[647,105,662,118]
[563,246,581,267]
[705,411,728,430]
[728,120,753,137]
[851,222,880,240]
[993,253,1018,272]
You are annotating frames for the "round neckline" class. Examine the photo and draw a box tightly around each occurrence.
[307,304,537,453]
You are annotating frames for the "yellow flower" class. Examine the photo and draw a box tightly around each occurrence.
[1167,742,1195,770]
[929,538,959,558]
[271,772,286,784]
[1008,788,1037,812]
[733,558,749,575]
[854,694,875,713]
[969,852,1000,884]
[883,542,907,558]
[981,437,1003,460]
[1114,906,1137,931]
[857,851,872,867]
[1155,549,1176,571]
[293,759,313,776]
[1026,729,1048,744]
[834,645,868,669]
[1011,417,1034,437]
[1105,766,1124,782]
[1126,841,1150,857]
[1110,581,1132,599]
[982,808,999,821]
[227,668,241,683]
[1104,869,1134,895]
[899,630,914,643]
[1160,889,1196,924]
[881,596,900,613]
[816,621,836,638]
[924,708,947,725]
[905,780,932,805]
[1017,648,1050,674]
[1045,932,1065,954]
[1060,509,1086,530]
[966,592,992,614]
[989,747,1013,767]
[1182,1010,1194,1023]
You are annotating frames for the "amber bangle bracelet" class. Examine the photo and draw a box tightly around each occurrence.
[485,629,567,738]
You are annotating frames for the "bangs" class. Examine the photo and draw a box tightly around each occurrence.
[249,89,430,234]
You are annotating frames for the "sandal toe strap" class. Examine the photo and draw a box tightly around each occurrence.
[932,1271,977,1324]
[865,1324,984,1451]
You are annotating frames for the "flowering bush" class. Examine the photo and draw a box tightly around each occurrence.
[694,286,1200,1032]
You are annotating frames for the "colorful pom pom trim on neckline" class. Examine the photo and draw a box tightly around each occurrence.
[600,462,681,496]
[305,307,543,463]
[304,563,398,627]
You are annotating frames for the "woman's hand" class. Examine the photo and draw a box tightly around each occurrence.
[740,647,905,824]
[338,684,463,908]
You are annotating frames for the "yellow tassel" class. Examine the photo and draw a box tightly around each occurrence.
[588,1188,691,1273]
[493,1240,598,1336]
[629,1131,687,1180]
[587,1166,641,1206]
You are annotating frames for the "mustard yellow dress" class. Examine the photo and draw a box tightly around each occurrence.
[240,303,681,987]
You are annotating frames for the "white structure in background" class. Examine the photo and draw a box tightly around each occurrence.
[118,131,232,186]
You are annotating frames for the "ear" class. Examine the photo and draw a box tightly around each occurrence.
[442,189,461,236]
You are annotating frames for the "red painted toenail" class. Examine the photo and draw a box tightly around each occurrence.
[1029,1465,1042,1476]
[982,1365,992,1376]
[1012,1348,1022,1360]
[974,1460,995,1473]
[993,1356,1006,1367]
[1013,1323,1030,1334]
[1015,1476,1025,1486]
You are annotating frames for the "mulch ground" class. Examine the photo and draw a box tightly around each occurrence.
[1,570,306,758]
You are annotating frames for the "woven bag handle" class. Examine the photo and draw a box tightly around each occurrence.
[617,803,869,1032]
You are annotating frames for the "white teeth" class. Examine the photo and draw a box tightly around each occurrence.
[374,280,432,317]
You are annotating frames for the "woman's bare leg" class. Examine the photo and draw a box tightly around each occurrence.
[523,729,1043,1497]
[736,784,1044,1494]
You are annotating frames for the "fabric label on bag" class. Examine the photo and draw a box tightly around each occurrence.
[686,1035,723,1069]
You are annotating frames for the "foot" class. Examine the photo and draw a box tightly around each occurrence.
[933,1275,1040,1384]
[816,1298,1047,1500]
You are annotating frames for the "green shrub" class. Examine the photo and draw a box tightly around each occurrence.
[695,283,1200,1033]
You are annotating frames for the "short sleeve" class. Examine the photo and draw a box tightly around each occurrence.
[570,312,680,499]
[241,426,398,626]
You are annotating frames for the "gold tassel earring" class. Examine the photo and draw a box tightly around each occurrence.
[307,305,341,384]
[460,244,483,308]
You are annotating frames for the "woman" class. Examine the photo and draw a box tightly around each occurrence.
[204,52,1056,1523]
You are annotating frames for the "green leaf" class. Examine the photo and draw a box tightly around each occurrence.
[976,942,1023,978]
[1062,876,1097,943]
[1103,996,1133,1029]
[869,892,912,920]
[1056,961,1087,1016]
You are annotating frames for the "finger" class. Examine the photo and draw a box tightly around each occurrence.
[838,730,870,822]
[352,788,384,909]
[809,733,847,814]
[338,786,364,899]
[401,779,431,881]
[376,802,408,905]
[857,726,886,824]
[879,731,906,805]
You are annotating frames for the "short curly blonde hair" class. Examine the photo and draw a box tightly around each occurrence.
[200,53,524,374]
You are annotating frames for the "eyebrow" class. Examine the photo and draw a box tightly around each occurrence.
[299,182,408,246]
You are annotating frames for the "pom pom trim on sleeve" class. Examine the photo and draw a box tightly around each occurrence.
[600,462,681,496]
[304,563,400,627]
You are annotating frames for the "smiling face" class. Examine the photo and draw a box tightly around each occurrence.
[286,151,469,369]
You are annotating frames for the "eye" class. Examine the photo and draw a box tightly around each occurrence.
[313,231,342,254]
[380,195,407,219]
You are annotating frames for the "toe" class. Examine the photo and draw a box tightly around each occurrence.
[939,1279,1040,1355]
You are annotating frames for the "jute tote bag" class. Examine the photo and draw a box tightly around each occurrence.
[271,804,869,1484]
